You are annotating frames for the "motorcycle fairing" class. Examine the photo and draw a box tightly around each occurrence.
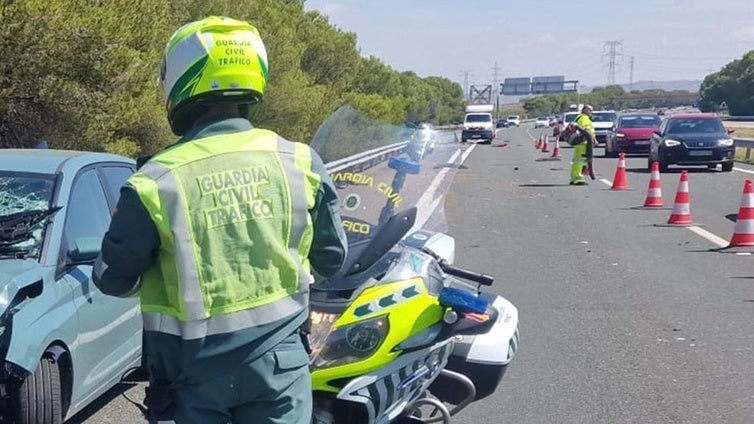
[335,338,454,424]
[401,230,456,265]
[462,294,519,366]
[311,276,444,393]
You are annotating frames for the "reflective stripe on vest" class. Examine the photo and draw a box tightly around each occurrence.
[129,128,320,339]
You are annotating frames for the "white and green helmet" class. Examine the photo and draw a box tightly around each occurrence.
[159,16,269,134]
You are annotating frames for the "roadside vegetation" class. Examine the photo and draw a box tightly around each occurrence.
[699,51,754,116]
[0,0,465,156]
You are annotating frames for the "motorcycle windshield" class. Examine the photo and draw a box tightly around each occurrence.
[310,106,461,292]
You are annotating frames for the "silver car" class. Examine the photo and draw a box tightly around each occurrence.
[0,149,142,423]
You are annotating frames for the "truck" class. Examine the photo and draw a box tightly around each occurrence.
[461,104,495,144]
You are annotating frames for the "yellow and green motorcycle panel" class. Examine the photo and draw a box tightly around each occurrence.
[311,277,444,393]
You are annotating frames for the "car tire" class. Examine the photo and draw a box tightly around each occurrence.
[658,160,669,173]
[721,162,734,172]
[13,356,64,424]
[647,156,653,171]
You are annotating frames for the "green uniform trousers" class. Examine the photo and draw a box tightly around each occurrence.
[570,142,588,184]
[170,333,311,424]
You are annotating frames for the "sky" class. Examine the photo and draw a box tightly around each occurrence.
[303,0,754,93]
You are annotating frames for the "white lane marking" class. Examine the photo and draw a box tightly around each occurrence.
[733,167,754,175]
[686,225,729,248]
[595,172,734,249]
[461,143,476,163]
[414,145,473,229]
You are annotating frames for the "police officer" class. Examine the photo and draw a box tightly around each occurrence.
[569,104,597,185]
[93,16,348,424]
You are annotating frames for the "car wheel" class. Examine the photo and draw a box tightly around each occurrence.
[12,356,64,424]
[658,160,669,173]
[721,162,734,172]
[647,156,653,170]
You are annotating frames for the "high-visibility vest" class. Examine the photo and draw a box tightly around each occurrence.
[129,128,320,340]
[574,113,595,136]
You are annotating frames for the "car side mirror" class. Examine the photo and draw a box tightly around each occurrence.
[68,237,102,262]
[654,130,662,136]
[727,128,735,134]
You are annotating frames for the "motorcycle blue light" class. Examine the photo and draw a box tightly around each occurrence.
[439,287,488,314]
[388,156,420,174]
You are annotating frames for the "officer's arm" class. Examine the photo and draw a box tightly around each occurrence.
[93,186,160,297]
[308,150,348,278]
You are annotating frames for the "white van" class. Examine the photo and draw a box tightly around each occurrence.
[461,104,495,144]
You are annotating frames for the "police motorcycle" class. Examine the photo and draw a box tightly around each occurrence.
[307,106,519,424]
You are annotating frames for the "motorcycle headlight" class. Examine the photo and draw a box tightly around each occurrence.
[718,138,734,146]
[663,139,681,147]
[310,315,389,370]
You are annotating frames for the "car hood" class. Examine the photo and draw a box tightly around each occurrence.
[667,133,730,143]
[464,122,493,129]
[0,259,46,316]
[593,122,614,129]
[619,128,658,139]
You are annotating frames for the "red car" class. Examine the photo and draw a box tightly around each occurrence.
[605,113,662,157]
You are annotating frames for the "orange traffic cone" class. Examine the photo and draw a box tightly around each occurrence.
[535,136,542,149]
[643,161,664,207]
[611,152,628,190]
[541,136,550,153]
[550,137,562,158]
[727,179,754,247]
[666,170,693,225]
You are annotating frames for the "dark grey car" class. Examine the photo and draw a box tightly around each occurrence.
[648,114,736,172]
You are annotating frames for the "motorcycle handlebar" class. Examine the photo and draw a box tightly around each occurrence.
[439,259,494,286]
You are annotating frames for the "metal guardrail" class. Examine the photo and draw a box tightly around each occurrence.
[325,141,408,173]
[323,129,460,173]
[735,138,754,160]
[735,138,754,148]
[723,116,754,121]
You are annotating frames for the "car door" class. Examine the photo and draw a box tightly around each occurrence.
[97,164,135,213]
[59,167,141,406]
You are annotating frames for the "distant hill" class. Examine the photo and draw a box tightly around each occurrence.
[581,80,702,93]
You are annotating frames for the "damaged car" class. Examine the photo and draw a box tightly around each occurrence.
[0,149,141,423]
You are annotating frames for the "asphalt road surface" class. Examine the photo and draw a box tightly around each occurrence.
[72,124,754,423]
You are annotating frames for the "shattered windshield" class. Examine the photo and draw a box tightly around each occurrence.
[0,172,57,260]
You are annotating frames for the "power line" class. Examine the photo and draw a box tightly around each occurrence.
[492,62,501,119]
[459,70,473,102]
[602,41,623,85]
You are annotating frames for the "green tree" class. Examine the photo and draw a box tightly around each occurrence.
[700,51,754,115]
[0,0,466,153]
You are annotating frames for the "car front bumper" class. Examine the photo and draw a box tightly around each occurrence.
[659,146,735,165]
[462,129,494,140]
[613,138,651,154]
